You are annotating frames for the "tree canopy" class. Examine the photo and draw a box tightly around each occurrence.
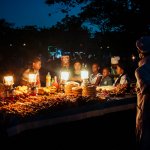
[45,0,150,34]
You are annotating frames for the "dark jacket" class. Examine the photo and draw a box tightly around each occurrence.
[135,56,150,148]
[100,76,113,86]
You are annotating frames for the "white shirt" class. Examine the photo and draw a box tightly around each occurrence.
[89,73,102,85]
[113,74,128,86]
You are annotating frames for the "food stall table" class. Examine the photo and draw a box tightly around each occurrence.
[0,95,136,137]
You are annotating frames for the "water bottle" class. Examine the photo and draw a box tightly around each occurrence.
[46,72,51,87]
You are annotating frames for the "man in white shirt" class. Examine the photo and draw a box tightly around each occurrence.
[89,63,102,86]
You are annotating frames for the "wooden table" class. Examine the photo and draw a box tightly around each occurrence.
[0,95,136,137]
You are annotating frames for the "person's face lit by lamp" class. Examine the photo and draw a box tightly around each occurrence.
[28,73,37,95]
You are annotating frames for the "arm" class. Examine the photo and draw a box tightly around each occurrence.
[120,75,128,85]
[94,76,102,86]
[135,68,150,94]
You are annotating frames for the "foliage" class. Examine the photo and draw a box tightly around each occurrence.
[45,0,150,34]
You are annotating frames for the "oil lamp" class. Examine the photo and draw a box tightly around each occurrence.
[60,71,70,92]
[28,73,37,95]
[81,65,89,86]
[3,76,14,98]
[29,74,37,84]
[3,76,14,86]
[61,71,70,82]
[81,70,89,80]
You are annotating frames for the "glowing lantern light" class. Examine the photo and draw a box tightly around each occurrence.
[132,55,136,61]
[61,71,69,81]
[3,76,14,86]
[29,74,37,83]
[81,70,89,80]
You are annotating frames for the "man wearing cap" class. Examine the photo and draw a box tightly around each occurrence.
[135,36,150,150]
[110,56,120,81]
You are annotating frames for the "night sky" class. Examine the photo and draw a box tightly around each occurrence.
[0,0,86,28]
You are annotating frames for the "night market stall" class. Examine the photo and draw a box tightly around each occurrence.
[0,71,136,137]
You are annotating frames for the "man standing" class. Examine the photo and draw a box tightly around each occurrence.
[135,36,150,150]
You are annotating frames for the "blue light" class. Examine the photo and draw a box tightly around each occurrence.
[55,49,62,58]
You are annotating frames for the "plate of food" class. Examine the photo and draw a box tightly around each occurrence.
[96,86,116,92]
[38,86,57,95]
[65,81,80,86]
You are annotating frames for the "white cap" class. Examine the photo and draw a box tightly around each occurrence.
[111,56,120,64]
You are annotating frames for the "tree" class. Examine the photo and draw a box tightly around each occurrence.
[45,0,150,34]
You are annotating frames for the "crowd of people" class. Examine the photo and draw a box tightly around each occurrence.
[19,55,131,91]
[19,36,150,150]
[1,35,150,150]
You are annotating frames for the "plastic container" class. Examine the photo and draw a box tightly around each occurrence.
[46,72,51,87]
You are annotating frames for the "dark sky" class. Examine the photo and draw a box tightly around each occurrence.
[0,0,86,28]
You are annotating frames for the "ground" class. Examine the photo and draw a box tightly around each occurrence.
[2,110,136,149]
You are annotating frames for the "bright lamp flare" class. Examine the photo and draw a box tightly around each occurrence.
[81,70,89,79]
[132,55,136,60]
[29,74,37,83]
[61,71,69,81]
[4,76,14,86]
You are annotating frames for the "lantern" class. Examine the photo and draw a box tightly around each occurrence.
[81,64,89,86]
[29,74,37,83]
[61,71,70,81]
[132,55,136,61]
[81,70,89,80]
[3,76,14,86]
